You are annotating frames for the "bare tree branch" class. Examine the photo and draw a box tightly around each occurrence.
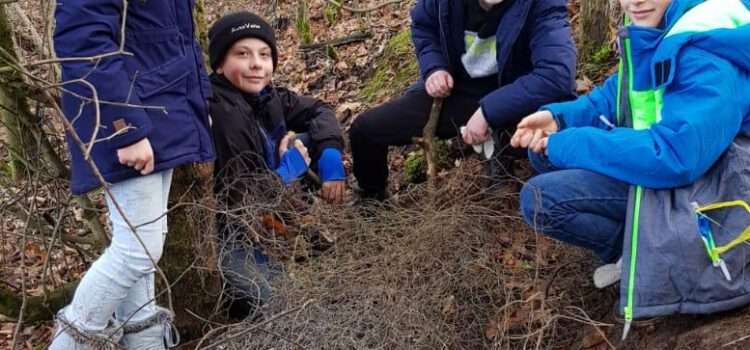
[326,0,402,13]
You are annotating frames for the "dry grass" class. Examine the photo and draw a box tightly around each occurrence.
[203,158,615,350]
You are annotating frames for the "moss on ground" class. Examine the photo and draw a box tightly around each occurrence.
[360,29,419,103]
[404,140,453,184]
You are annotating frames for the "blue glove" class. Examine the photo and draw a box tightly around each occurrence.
[317,148,345,182]
[275,148,308,185]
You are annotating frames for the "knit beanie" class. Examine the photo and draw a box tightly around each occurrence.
[208,11,278,71]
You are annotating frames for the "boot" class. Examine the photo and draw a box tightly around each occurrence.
[593,258,623,289]
[120,306,180,350]
[49,306,124,350]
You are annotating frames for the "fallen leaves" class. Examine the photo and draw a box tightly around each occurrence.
[582,325,611,349]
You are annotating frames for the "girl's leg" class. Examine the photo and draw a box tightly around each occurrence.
[116,170,172,324]
[49,170,172,349]
[117,170,179,349]
[520,169,629,263]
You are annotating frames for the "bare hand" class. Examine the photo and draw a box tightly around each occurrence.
[320,180,345,204]
[462,108,490,145]
[425,70,454,98]
[511,111,558,153]
[279,133,311,165]
[117,138,154,175]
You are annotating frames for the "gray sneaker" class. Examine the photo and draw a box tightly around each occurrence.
[593,258,622,289]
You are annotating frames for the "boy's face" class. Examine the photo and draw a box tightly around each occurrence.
[620,0,672,28]
[217,37,273,94]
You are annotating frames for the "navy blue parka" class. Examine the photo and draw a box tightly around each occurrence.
[411,0,577,126]
[55,0,214,194]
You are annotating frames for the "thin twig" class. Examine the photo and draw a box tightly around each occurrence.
[299,32,372,51]
[26,0,131,67]
[10,166,39,349]
[194,299,316,350]
[723,333,750,348]
[40,204,69,295]
[326,0,402,13]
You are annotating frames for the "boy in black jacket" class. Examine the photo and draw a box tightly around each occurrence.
[208,12,346,318]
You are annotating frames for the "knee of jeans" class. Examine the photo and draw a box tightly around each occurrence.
[119,238,165,273]
[520,183,543,227]
[519,178,559,230]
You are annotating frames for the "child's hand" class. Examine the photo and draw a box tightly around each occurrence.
[117,138,155,175]
[321,181,345,204]
[279,133,311,166]
[462,108,490,145]
[511,111,558,152]
[425,70,454,98]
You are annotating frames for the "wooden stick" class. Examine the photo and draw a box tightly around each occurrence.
[412,98,443,191]
[425,98,443,183]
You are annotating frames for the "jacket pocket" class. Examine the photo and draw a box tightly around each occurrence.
[135,56,190,100]
[125,27,185,76]
[135,55,198,162]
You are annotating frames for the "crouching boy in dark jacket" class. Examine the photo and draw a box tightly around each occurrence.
[349,0,577,200]
[208,12,346,318]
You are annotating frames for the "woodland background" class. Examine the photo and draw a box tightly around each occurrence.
[0,0,749,349]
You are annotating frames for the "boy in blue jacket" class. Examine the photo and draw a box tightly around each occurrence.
[208,12,346,319]
[350,0,577,199]
[512,0,750,288]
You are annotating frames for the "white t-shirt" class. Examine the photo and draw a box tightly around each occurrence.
[461,30,498,79]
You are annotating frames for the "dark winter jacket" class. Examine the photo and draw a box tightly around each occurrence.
[54,0,214,194]
[410,0,577,126]
[54,0,213,194]
[209,74,344,195]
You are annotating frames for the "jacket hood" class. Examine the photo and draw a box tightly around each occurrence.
[652,0,750,87]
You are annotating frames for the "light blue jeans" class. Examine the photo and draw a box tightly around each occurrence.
[51,170,173,345]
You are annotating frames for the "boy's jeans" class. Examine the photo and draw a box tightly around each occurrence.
[51,170,173,344]
[519,152,628,263]
[220,243,281,317]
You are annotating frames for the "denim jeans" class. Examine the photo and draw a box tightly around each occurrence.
[219,243,281,318]
[519,152,628,263]
[51,170,173,346]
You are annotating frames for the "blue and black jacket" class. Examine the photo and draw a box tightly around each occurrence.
[209,74,345,194]
[544,0,750,188]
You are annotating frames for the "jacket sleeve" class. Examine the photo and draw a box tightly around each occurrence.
[479,0,576,127]
[279,89,345,156]
[543,74,619,130]
[411,0,450,80]
[547,49,744,189]
[54,0,152,149]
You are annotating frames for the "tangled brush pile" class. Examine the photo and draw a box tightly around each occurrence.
[205,158,615,350]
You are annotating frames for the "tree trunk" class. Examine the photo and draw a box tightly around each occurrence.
[577,0,619,77]
[156,5,223,340]
[0,5,34,181]
[194,0,209,63]
[0,282,78,322]
[159,164,222,340]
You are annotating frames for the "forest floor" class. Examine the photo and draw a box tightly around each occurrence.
[1,0,749,349]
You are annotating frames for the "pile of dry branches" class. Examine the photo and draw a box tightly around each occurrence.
[200,159,616,350]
